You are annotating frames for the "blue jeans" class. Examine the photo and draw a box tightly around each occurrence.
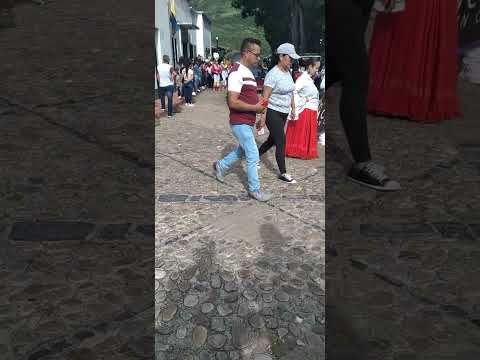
[218,124,260,193]
[158,85,174,116]
[194,77,201,92]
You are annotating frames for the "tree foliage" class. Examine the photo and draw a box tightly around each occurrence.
[232,0,324,54]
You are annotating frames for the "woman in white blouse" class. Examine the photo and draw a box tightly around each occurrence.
[285,58,321,159]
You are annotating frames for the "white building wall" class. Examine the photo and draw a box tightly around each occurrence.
[155,0,173,89]
[155,0,212,87]
[195,14,205,58]
[203,19,212,59]
[155,0,173,61]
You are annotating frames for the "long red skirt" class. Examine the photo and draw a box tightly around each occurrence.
[285,108,318,160]
[368,0,461,122]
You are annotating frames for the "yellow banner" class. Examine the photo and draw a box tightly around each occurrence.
[169,0,176,18]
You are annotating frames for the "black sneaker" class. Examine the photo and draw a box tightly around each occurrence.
[278,173,297,184]
[348,161,401,192]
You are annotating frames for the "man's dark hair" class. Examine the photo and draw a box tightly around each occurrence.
[240,38,261,54]
[162,55,170,64]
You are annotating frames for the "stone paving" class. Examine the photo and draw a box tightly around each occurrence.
[155,90,325,359]
[326,76,480,359]
[1,2,155,360]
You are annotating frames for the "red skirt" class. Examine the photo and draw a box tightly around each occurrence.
[368,0,461,122]
[285,108,318,160]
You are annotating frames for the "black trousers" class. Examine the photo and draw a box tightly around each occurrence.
[259,108,288,174]
[326,0,374,163]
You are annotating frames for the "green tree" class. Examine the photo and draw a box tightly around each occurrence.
[231,0,324,54]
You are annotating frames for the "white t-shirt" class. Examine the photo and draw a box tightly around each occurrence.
[186,68,194,82]
[228,62,258,126]
[157,63,173,87]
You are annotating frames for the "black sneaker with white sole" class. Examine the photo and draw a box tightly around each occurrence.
[348,161,401,192]
[278,173,297,184]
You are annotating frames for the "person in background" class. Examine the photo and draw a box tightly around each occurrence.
[193,61,202,95]
[285,57,321,159]
[221,62,229,91]
[212,60,222,91]
[258,43,300,184]
[207,61,214,89]
[175,65,183,98]
[183,61,195,107]
[292,59,302,82]
[200,61,207,89]
[157,55,175,118]
[318,67,326,145]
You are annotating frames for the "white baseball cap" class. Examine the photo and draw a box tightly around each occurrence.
[276,43,300,59]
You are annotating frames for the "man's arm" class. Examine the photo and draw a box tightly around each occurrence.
[228,92,264,113]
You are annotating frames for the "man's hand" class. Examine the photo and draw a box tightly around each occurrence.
[253,100,266,114]
[228,92,266,113]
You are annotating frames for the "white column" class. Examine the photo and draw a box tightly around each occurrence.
[196,15,205,58]
[178,30,183,58]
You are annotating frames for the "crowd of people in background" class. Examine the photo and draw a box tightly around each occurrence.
[157,52,324,122]
[157,54,237,117]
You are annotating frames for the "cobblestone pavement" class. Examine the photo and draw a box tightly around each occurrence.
[155,90,325,359]
[326,79,480,359]
[1,2,155,360]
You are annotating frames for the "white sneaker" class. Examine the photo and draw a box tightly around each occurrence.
[192,92,197,96]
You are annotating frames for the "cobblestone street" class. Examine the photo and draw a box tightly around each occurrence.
[327,79,480,359]
[155,91,325,359]
[1,2,154,359]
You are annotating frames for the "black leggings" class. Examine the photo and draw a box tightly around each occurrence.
[326,0,373,163]
[259,108,288,174]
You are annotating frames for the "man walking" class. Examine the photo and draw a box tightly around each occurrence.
[213,38,272,202]
[326,0,400,191]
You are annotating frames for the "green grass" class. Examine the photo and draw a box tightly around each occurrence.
[193,0,271,54]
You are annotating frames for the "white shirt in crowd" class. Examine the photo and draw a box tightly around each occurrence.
[157,62,173,87]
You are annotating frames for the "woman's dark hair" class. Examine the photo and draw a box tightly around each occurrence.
[270,53,292,70]
[303,57,321,70]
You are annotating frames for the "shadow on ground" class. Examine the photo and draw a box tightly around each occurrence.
[155,221,324,360]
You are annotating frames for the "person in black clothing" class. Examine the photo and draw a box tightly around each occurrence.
[326,0,400,191]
